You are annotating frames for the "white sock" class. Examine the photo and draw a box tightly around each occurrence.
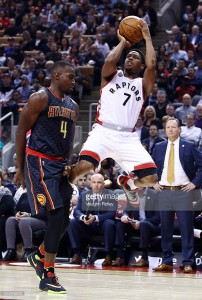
[194,228,202,238]
[127,178,138,190]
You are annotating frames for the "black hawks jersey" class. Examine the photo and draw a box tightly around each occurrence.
[28,88,76,159]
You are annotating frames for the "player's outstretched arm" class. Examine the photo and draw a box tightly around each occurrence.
[139,19,156,99]
[101,30,131,85]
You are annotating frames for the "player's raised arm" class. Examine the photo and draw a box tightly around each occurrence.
[101,30,131,85]
[139,19,156,99]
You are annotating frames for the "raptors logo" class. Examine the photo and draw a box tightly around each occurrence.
[37,194,46,206]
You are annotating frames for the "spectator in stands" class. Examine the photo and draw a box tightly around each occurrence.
[180,112,202,146]
[85,170,95,190]
[69,15,87,34]
[186,49,196,67]
[175,93,196,125]
[171,42,188,63]
[19,14,31,34]
[68,174,117,266]
[35,69,46,87]
[194,58,202,80]
[179,33,195,52]
[1,90,20,125]
[187,66,202,92]
[69,28,84,49]
[170,25,182,42]
[64,6,76,26]
[189,25,202,48]
[195,103,202,129]
[3,192,47,262]
[79,36,94,58]
[5,37,15,58]
[59,37,70,55]
[0,170,15,259]
[142,124,165,155]
[134,114,149,142]
[165,104,176,118]
[46,42,62,63]
[94,34,110,58]
[36,52,46,70]
[167,67,181,100]
[23,58,38,83]
[0,73,14,103]
[17,75,32,102]
[176,58,188,77]
[52,0,63,15]
[75,176,87,197]
[145,82,158,106]
[195,42,202,59]
[85,15,97,35]
[84,44,105,86]
[32,30,48,53]
[158,115,170,139]
[141,0,158,36]
[113,187,160,266]
[99,6,116,27]
[182,5,193,22]
[156,44,167,63]
[152,117,202,273]
[100,158,119,189]
[0,46,6,66]
[143,105,161,128]
[175,76,196,102]
[4,18,19,36]
[45,60,54,79]
[105,27,119,50]
[154,90,168,120]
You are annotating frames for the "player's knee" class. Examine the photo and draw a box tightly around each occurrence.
[77,159,94,173]
[142,174,158,186]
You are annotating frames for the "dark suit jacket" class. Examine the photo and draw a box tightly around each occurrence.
[73,188,117,223]
[142,136,165,155]
[152,138,202,187]
[139,126,149,142]
[123,188,160,226]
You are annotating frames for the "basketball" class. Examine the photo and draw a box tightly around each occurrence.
[119,16,143,45]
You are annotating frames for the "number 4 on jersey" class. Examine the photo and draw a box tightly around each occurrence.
[60,121,67,138]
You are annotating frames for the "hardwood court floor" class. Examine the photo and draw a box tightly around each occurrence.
[1,261,202,300]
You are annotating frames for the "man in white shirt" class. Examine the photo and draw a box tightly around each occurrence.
[152,117,202,273]
[180,113,201,146]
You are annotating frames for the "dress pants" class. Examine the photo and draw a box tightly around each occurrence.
[158,189,194,266]
[139,220,161,249]
[68,218,116,255]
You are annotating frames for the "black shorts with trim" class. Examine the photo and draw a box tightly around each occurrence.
[25,154,73,215]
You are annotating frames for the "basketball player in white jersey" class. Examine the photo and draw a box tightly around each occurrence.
[69,19,158,197]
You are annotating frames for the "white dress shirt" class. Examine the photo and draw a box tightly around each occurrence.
[180,125,201,145]
[160,138,190,186]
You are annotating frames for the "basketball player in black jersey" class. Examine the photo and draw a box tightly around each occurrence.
[15,61,78,294]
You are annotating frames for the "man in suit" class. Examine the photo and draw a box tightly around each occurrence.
[152,117,202,273]
[142,124,165,155]
[134,115,149,142]
[113,187,161,267]
[68,174,117,266]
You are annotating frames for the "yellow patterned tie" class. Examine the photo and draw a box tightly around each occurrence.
[167,143,175,184]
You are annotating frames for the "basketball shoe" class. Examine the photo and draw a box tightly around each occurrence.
[27,251,44,280]
[117,175,138,201]
[39,274,66,294]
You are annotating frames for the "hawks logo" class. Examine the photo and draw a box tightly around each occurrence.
[37,194,46,206]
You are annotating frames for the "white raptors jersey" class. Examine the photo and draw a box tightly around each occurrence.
[96,71,144,128]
